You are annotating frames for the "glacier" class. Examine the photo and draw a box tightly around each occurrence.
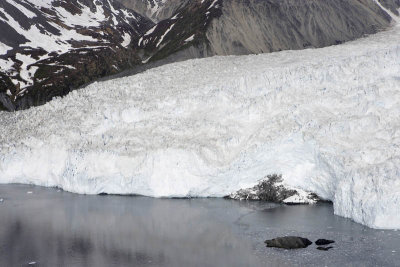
[1,22,400,229]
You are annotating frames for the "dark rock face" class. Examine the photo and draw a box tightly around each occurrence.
[118,0,190,22]
[134,0,400,64]
[379,0,400,15]
[227,174,296,202]
[315,239,335,246]
[265,236,312,249]
[203,0,394,56]
[226,174,321,204]
[317,246,334,251]
[137,0,223,62]
[153,0,398,62]
[0,0,153,111]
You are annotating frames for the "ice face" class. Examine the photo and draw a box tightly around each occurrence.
[1,22,400,229]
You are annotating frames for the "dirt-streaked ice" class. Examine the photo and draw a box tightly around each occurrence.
[1,23,400,229]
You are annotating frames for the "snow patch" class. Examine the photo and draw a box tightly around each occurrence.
[208,0,219,10]
[373,0,400,23]
[0,58,14,71]
[15,53,37,87]
[0,42,12,56]
[184,35,195,42]
[144,25,157,36]
[121,32,131,48]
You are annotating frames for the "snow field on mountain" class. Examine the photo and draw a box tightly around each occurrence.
[0,0,139,88]
[1,23,400,229]
[0,42,12,56]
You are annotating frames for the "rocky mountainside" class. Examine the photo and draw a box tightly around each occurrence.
[137,0,223,62]
[379,0,400,14]
[205,0,394,55]
[1,0,399,111]
[139,0,398,63]
[117,0,189,22]
[0,0,152,110]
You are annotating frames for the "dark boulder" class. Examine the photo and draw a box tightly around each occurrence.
[317,246,334,251]
[315,239,335,245]
[265,236,312,249]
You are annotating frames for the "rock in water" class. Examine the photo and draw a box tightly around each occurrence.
[227,174,320,204]
[265,236,312,249]
[317,246,334,251]
[315,239,335,245]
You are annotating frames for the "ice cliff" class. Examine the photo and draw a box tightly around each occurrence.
[1,22,400,229]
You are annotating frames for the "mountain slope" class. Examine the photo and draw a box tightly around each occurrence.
[117,0,189,22]
[1,0,399,111]
[140,0,397,63]
[205,0,394,55]
[1,23,399,229]
[137,0,222,62]
[379,0,400,15]
[0,0,153,110]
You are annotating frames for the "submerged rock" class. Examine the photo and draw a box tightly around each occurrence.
[227,174,321,204]
[315,239,335,245]
[265,236,312,249]
[317,246,334,251]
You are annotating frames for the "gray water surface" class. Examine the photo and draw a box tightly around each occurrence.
[0,184,399,267]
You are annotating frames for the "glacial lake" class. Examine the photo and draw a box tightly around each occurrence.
[0,184,399,267]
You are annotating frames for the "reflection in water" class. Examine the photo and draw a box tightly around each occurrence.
[0,185,399,267]
[0,185,264,267]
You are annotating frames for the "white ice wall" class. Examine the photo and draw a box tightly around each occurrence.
[1,23,400,229]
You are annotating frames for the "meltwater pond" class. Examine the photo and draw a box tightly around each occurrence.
[0,185,399,267]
